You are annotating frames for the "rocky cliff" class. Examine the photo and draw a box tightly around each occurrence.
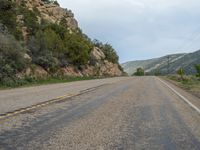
[0,0,123,84]
[15,0,78,29]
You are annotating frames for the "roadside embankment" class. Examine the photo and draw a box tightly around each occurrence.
[162,75,200,98]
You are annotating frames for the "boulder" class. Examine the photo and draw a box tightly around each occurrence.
[90,47,105,66]
[32,66,48,78]
[17,65,48,79]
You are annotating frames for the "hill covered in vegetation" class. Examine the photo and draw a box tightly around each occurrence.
[122,50,200,75]
[0,0,124,86]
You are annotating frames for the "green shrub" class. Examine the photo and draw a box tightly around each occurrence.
[154,69,161,76]
[0,0,16,28]
[177,68,185,80]
[0,0,24,40]
[44,23,67,40]
[0,33,27,84]
[44,28,64,55]
[17,6,39,35]
[133,68,145,76]
[63,32,92,66]
[194,64,200,79]
[28,31,59,71]
[28,22,93,69]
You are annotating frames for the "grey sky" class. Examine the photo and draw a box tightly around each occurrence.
[58,0,200,63]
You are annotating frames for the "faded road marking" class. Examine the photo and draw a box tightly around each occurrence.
[0,93,78,120]
[0,84,110,120]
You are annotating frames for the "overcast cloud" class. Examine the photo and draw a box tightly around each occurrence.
[58,0,200,63]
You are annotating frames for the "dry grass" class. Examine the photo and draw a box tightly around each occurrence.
[165,75,200,98]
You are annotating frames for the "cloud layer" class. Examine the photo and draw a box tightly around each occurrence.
[58,0,200,62]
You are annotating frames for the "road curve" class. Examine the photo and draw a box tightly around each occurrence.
[0,77,200,150]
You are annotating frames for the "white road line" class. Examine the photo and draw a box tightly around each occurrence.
[157,77,200,115]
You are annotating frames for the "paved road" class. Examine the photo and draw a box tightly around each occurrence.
[0,77,127,114]
[0,77,200,150]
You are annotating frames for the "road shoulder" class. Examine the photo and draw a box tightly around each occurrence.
[158,77,200,114]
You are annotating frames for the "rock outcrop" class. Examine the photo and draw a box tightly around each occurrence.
[15,0,78,29]
[89,47,122,76]
[59,47,123,77]
[99,60,122,76]
[7,0,124,78]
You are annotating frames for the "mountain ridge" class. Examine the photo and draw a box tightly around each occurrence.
[122,50,200,75]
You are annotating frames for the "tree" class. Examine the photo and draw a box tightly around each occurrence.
[194,64,200,79]
[177,68,185,80]
[133,68,145,76]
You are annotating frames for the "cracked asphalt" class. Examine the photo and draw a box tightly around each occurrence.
[0,77,200,150]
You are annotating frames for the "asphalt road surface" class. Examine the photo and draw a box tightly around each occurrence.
[0,77,200,150]
[0,77,127,114]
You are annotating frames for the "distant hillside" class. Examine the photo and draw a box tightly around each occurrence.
[122,50,200,75]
